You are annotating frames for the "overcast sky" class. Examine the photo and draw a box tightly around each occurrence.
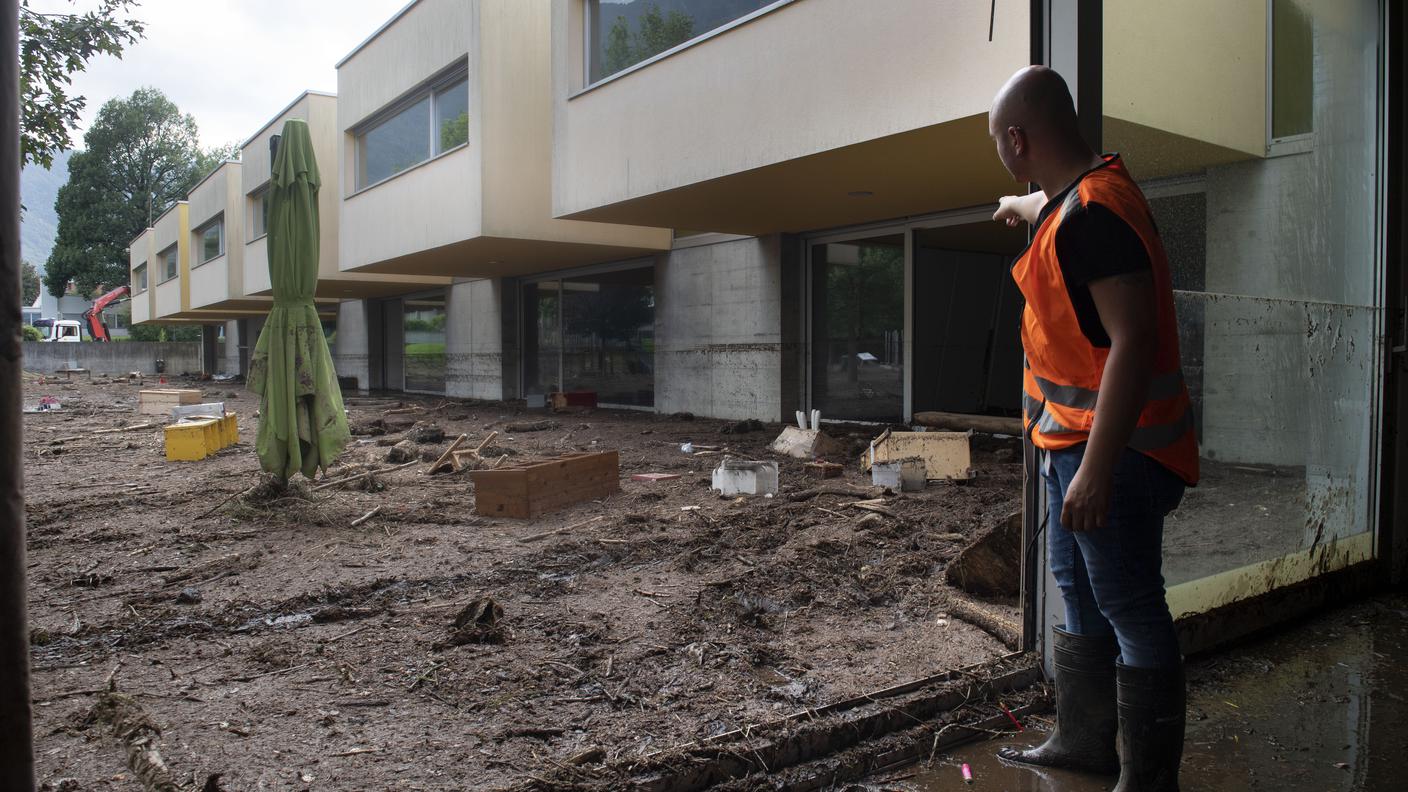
[33,0,411,150]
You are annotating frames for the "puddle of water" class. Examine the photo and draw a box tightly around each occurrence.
[891,598,1408,791]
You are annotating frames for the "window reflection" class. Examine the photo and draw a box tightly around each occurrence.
[1104,0,1382,586]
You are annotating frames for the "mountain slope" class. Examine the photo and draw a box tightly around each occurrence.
[21,148,71,273]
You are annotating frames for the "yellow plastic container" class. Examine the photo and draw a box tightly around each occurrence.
[165,418,219,461]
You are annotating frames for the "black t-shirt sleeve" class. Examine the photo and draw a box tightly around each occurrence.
[1053,202,1152,347]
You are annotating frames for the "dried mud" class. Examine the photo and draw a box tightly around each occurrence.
[23,376,1022,791]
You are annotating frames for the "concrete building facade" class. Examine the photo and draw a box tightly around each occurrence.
[126,0,1403,649]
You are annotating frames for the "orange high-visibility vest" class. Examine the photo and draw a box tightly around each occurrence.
[1012,155,1199,486]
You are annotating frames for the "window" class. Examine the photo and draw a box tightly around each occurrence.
[1270,0,1312,140]
[197,218,223,264]
[160,245,177,282]
[356,71,469,190]
[133,264,147,292]
[250,187,270,239]
[587,0,783,84]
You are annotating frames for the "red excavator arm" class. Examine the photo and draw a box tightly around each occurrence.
[83,285,131,342]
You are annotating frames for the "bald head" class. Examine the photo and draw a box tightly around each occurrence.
[991,66,1081,142]
[988,66,1093,186]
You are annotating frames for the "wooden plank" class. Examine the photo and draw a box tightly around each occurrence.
[913,410,1023,436]
[860,430,974,480]
[470,451,619,518]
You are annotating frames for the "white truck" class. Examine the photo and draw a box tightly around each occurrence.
[32,319,84,342]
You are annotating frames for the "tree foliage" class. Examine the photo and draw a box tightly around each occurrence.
[128,323,200,342]
[20,0,145,169]
[600,4,694,76]
[45,88,211,298]
[21,260,42,305]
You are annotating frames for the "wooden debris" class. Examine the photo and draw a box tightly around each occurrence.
[945,511,1022,598]
[471,451,620,518]
[786,484,886,503]
[519,516,604,543]
[912,410,1024,436]
[309,460,419,492]
[94,687,184,792]
[942,592,1021,650]
[161,554,247,586]
[768,426,847,460]
[848,501,899,519]
[349,506,383,528]
[426,433,469,474]
[137,389,201,415]
[804,461,844,478]
[505,420,557,433]
[861,428,975,481]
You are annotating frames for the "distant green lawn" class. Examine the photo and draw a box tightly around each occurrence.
[405,342,446,356]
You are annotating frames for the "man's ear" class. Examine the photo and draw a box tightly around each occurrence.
[1007,126,1025,156]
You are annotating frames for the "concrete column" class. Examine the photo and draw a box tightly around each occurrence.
[655,236,784,421]
[332,300,371,392]
[446,279,504,400]
[222,320,242,377]
[200,325,218,376]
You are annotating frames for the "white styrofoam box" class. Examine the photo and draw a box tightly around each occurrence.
[712,458,780,497]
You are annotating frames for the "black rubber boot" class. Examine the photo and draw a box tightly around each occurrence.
[997,626,1120,774]
[1112,661,1186,792]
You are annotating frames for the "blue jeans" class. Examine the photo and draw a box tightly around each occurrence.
[1045,443,1185,669]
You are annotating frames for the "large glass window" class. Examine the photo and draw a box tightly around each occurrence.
[435,78,468,152]
[133,264,147,292]
[1103,0,1383,589]
[1271,0,1313,140]
[810,234,905,422]
[356,71,468,189]
[587,0,782,84]
[523,266,656,408]
[249,187,269,240]
[197,218,223,264]
[403,292,447,393]
[160,245,177,282]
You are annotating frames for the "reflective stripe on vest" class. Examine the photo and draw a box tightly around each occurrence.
[1013,155,1200,486]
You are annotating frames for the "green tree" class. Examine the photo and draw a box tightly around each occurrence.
[127,324,200,342]
[439,112,468,151]
[21,261,41,305]
[603,14,634,75]
[635,4,693,60]
[20,0,145,169]
[22,325,44,341]
[45,88,209,298]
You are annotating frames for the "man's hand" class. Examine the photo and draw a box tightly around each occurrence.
[993,191,1046,226]
[1061,460,1113,531]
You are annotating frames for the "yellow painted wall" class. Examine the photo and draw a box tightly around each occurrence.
[1104,0,1267,157]
[334,0,666,275]
[151,202,188,318]
[128,230,154,325]
[478,0,669,248]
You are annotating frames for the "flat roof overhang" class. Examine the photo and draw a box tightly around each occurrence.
[158,302,340,323]
[343,236,670,278]
[556,113,1261,236]
[242,276,456,300]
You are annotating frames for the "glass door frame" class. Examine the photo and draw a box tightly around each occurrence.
[400,287,449,396]
[1032,0,1393,666]
[801,205,1007,425]
[517,257,659,411]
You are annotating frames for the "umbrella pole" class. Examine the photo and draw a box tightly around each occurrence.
[0,1,37,785]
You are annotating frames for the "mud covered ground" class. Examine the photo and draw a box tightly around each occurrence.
[22,375,1022,791]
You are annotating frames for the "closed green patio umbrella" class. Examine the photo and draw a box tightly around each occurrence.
[248,119,349,481]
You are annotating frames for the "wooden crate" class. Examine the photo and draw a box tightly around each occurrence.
[860,429,974,481]
[138,388,202,415]
[470,451,620,518]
